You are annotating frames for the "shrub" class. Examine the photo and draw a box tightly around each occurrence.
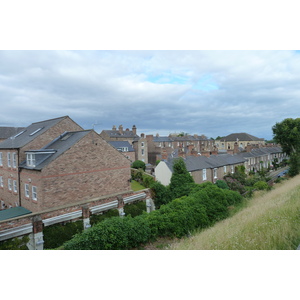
[132,160,146,171]
[90,209,120,226]
[124,201,146,217]
[222,189,243,206]
[63,215,151,250]
[215,180,229,189]
[253,181,269,190]
[43,220,83,249]
[0,235,29,250]
[142,174,155,188]
[150,181,172,208]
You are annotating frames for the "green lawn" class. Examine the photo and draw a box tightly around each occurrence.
[131,180,145,191]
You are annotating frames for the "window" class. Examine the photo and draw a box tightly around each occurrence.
[8,178,12,191]
[13,152,17,168]
[213,168,218,179]
[231,166,234,173]
[7,152,11,167]
[224,166,227,173]
[141,149,144,156]
[0,176,3,188]
[0,152,2,166]
[203,169,207,181]
[27,153,36,167]
[13,180,17,193]
[32,186,37,201]
[25,184,29,198]
[141,142,144,147]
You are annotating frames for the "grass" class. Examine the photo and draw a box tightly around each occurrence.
[170,175,300,250]
[131,180,146,191]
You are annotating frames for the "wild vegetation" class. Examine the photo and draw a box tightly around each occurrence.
[170,174,300,250]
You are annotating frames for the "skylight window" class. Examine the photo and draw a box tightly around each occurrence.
[11,130,26,138]
[29,127,43,136]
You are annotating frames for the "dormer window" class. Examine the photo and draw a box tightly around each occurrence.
[27,153,36,167]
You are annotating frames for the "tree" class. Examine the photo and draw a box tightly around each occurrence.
[272,118,300,176]
[169,158,195,199]
[132,160,146,171]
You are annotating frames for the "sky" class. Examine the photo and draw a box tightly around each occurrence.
[1,50,300,140]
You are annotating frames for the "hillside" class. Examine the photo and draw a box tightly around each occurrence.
[170,175,300,250]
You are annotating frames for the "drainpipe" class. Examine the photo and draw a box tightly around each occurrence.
[17,148,22,207]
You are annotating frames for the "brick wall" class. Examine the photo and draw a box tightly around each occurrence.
[20,131,131,212]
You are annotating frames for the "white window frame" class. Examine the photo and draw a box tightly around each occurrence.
[213,168,218,179]
[7,152,11,167]
[224,166,227,173]
[231,165,234,173]
[32,186,37,201]
[141,148,144,156]
[203,169,207,181]
[25,184,29,198]
[0,176,3,188]
[141,142,144,147]
[0,152,2,166]
[27,153,36,167]
[13,152,17,168]
[8,178,12,191]
[13,180,17,193]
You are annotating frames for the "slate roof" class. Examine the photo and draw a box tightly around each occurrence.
[220,133,264,142]
[164,154,246,173]
[102,130,139,139]
[0,116,69,149]
[108,141,135,152]
[0,127,25,140]
[0,206,32,221]
[19,130,91,170]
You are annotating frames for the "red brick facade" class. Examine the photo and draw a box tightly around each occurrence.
[19,131,131,212]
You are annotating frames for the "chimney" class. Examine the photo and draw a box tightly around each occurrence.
[146,135,153,142]
[227,149,234,155]
[126,128,129,131]
[132,125,137,135]
[234,142,239,154]
[246,143,252,152]
[141,133,145,138]
[119,125,123,134]
[156,133,159,137]
[112,125,116,131]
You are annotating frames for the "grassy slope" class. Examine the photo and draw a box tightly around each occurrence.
[171,175,300,250]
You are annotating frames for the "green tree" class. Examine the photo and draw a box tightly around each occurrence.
[169,158,195,199]
[132,160,146,171]
[272,118,300,176]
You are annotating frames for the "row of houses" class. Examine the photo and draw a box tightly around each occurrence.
[155,145,286,186]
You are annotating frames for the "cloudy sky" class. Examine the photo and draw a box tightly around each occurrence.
[1,50,300,140]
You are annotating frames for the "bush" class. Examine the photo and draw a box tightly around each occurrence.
[63,215,151,250]
[142,174,155,188]
[132,160,146,171]
[253,181,269,190]
[215,180,229,189]
[124,201,146,217]
[0,235,29,250]
[90,209,120,226]
[150,181,172,208]
[43,220,83,249]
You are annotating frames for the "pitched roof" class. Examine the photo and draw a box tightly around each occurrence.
[164,154,246,172]
[220,133,264,142]
[19,130,91,170]
[108,141,135,152]
[0,116,69,149]
[102,130,139,139]
[0,127,25,140]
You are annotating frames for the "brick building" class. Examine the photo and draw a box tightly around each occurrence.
[18,130,131,212]
[100,125,148,164]
[0,116,82,209]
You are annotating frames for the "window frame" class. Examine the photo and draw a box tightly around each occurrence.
[7,152,11,167]
[0,176,3,188]
[27,153,36,167]
[13,180,17,193]
[0,152,2,166]
[13,152,17,168]
[32,186,37,201]
[8,178,12,191]
[25,184,29,198]
[202,168,207,181]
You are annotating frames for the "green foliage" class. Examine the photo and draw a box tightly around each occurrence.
[215,180,229,190]
[142,174,155,188]
[253,181,269,190]
[155,160,161,166]
[132,160,146,171]
[150,181,172,208]
[169,158,194,199]
[288,153,300,177]
[43,220,83,249]
[0,235,29,250]
[63,215,151,250]
[90,209,120,226]
[124,201,146,217]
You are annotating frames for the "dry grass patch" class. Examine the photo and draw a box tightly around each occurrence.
[171,175,300,250]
